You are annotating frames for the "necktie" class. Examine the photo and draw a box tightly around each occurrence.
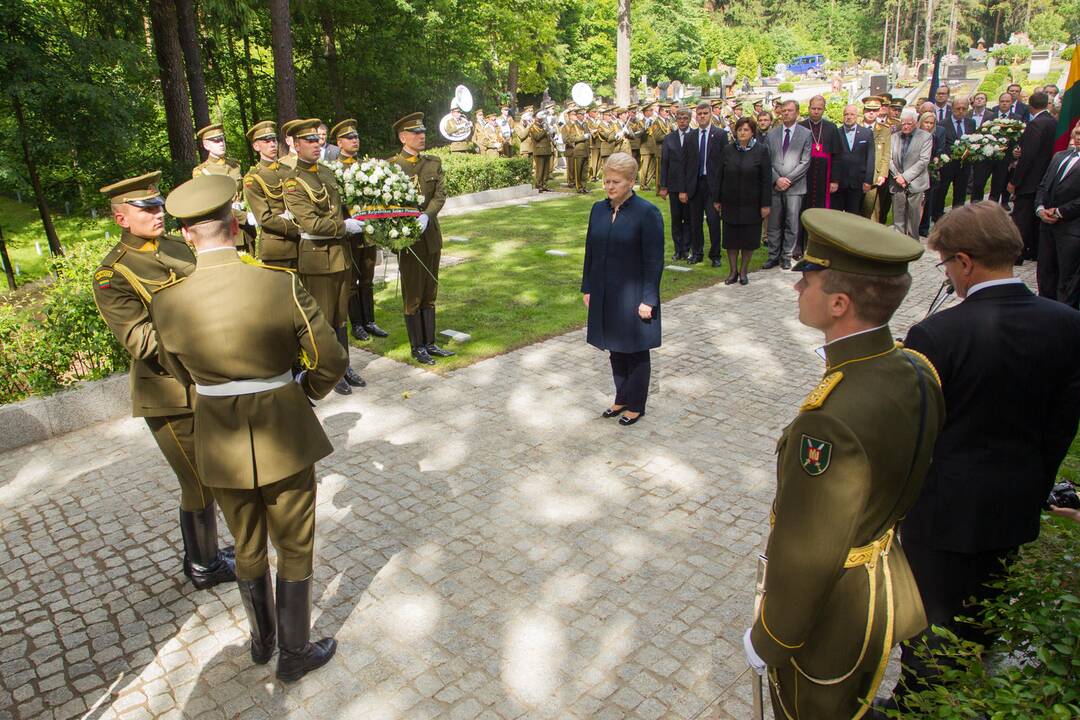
[956,119,963,137]
[699,130,707,175]
[679,130,684,147]
[939,108,945,122]
[782,128,790,154]
[1060,151,1078,181]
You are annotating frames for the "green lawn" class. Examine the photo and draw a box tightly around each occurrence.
[359,190,768,370]
[0,196,112,294]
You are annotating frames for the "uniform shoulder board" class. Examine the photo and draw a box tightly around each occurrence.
[899,345,942,387]
[800,371,844,412]
[421,153,441,165]
[226,157,241,168]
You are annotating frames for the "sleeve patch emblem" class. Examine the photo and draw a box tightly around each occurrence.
[800,435,833,476]
[94,268,113,289]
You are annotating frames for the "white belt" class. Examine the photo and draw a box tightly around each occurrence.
[195,371,293,397]
[301,232,338,240]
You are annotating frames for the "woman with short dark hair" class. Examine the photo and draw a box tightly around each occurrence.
[716,116,772,284]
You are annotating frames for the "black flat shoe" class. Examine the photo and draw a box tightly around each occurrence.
[739,273,749,285]
[711,259,723,267]
[332,378,352,395]
[364,322,389,338]
[602,406,626,418]
[351,324,369,341]
[762,259,779,269]
[343,367,366,388]
[724,273,738,285]
[619,412,644,426]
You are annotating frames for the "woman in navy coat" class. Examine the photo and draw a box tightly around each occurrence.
[581,152,665,426]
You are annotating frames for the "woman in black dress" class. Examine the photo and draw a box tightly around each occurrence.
[716,116,772,285]
[581,153,665,426]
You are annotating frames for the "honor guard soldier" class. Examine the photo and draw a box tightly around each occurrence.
[243,121,301,269]
[282,118,366,394]
[390,113,455,364]
[861,97,893,224]
[93,172,236,591]
[278,119,302,169]
[743,210,945,719]
[193,123,257,253]
[156,174,348,682]
[516,106,535,161]
[527,109,554,193]
[638,102,659,190]
[331,118,388,342]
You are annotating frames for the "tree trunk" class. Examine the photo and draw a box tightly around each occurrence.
[320,6,346,119]
[894,0,901,62]
[12,95,64,257]
[882,10,889,64]
[270,0,297,133]
[616,0,631,105]
[243,35,260,124]
[149,0,197,177]
[174,0,210,137]
[508,61,519,111]
[923,0,934,67]
[225,26,254,164]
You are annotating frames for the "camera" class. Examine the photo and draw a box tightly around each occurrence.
[1046,481,1080,510]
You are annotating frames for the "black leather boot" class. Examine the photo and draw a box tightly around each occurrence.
[421,307,455,357]
[362,287,388,337]
[275,576,337,682]
[237,570,276,664]
[333,327,364,392]
[179,505,236,590]
[405,314,435,365]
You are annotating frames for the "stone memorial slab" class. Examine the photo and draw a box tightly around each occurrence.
[439,329,471,342]
[545,249,569,256]
[665,264,693,272]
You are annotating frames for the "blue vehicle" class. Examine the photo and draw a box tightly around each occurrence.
[787,54,826,74]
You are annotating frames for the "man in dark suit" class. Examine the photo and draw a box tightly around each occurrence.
[1010,92,1057,262]
[967,92,994,202]
[659,106,694,261]
[932,85,952,125]
[831,103,875,214]
[1036,123,1080,305]
[933,95,975,216]
[685,102,727,265]
[1006,83,1030,121]
[974,93,1022,207]
[880,202,1080,711]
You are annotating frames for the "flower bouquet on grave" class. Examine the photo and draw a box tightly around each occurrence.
[979,117,1025,145]
[329,158,425,252]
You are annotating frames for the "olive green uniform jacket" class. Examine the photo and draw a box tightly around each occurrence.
[390,152,446,254]
[516,121,534,156]
[751,326,944,719]
[244,158,301,264]
[152,249,347,489]
[93,231,194,417]
[193,156,256,251]
[282,161,351,276]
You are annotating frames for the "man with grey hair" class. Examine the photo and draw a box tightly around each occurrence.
[889,108,932,239]
[764,99,812,269]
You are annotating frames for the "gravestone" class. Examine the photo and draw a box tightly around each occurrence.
[1030,51,1051,80]
[946,64,967,82]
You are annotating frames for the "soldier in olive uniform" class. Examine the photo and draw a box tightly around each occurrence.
[562,108,590,194]
[638,102,659,190]
[597,106,617,172]
[528,111,554,193]
[278,119,302,170]
[654,104,673,195]
[330,119,389,343]
[743,209,945,720]
[447,103,473,153]
[477,111,502,158]
[627,105,644,164]
[93,172,235,590]
[516,106,535,161]
[155,174,347,682]
[282,118,366,394]
[587,106,603,181]
[193,123,257,253]
[243,120,301,269]
[860,97,893,224]
[389,113,455,364]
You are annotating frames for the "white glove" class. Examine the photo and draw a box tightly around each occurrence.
[743,628,767,676]
[417,213,429,233]
[279,209,295,222]
[344,218,364,234]
[232,201,245,211]
[246,211,257,227]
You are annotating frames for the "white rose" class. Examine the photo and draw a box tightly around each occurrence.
[402,226,411,236]
[365,224,374,235]
[389,229,399,239]
[982,146,995,156]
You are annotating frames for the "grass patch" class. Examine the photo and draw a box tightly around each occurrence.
[359,190,768,370]
[0,196,113,294]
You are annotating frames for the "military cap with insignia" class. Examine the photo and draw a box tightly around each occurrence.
[861,96,883,110]
[329,118,358,143]
[246,120,277,142]
[878,92,894,104]
[288,118,322,140]
[393,112,425,134]
[280,118,304,136]
[165,174,238,225]
[794,208,923,276]
[891,98,907,109]
[197,123,225,141]
[100,171,165,207]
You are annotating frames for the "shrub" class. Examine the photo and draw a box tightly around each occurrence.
[778,81,795,92]
[888,515,1080,718]
[1062,46,1075,62]
[424,149,532,196]
[977,66,1012,95]
[991,44,1033,66]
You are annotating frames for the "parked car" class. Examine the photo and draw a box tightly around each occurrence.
[787,54,826,75]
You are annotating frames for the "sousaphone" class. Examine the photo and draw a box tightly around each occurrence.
[439,85,475,142]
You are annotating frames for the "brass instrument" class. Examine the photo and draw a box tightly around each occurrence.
[438,85,475,142]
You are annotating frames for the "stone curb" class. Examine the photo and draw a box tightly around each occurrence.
[0,182,570,453]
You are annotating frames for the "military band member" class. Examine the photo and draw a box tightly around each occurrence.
[626,105,643,164]
[193,123,256,253]
[243,121,301,269]
[496,105,515,157]
[744,210,944,719]
[587,106,603,181]
[561,104,579,189]
[477,111,502,158]
[597,106,617,173]
[390,113,455,364]
[564,108,590,193]
[613,107,633,155]
[528,111,554,193]
[654,103,673,194]
[282,118,366,394]
[157,174,347,682]
[638,102,659,190]
[93,172,235,591]
[330,119,388,343]
[447,103,472,153]
[516,106,535,160]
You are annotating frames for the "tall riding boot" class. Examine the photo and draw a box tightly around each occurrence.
[275,575,337,682]
[237,570,276,664]
[362,286,388,337]
[335,326,365,393]
[348,283,368,341]
[421,307,455,357]
[405,314,435,365]
[179,505,236,590]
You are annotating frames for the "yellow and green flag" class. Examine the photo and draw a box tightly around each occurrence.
[1056,45,1080,151]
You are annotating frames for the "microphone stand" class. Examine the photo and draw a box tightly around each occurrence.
[925,279,955,318]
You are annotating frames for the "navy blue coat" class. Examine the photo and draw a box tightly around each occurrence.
[580,193,664,353]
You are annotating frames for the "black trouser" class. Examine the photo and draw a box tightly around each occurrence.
[876,182,892,224]
[970,160,993,202]
[933,161,971,217]
[669,194,692,258]
[1037,225,1080,305]
[988,160,1011,203]
[610,350,651,414]
[831,187,864,215]
[896,537,1015,697]
[347,243,378,327]
[919,182,935,237]
[1012,193,1038,260]
[689,179,721,260]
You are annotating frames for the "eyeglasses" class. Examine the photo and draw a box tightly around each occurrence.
[935,255,957,272]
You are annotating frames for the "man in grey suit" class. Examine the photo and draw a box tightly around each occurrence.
[889,108,933,239]
[763,100,812,268]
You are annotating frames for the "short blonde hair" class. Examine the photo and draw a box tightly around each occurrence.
[918,111,936,129]
[604,152,638,182]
